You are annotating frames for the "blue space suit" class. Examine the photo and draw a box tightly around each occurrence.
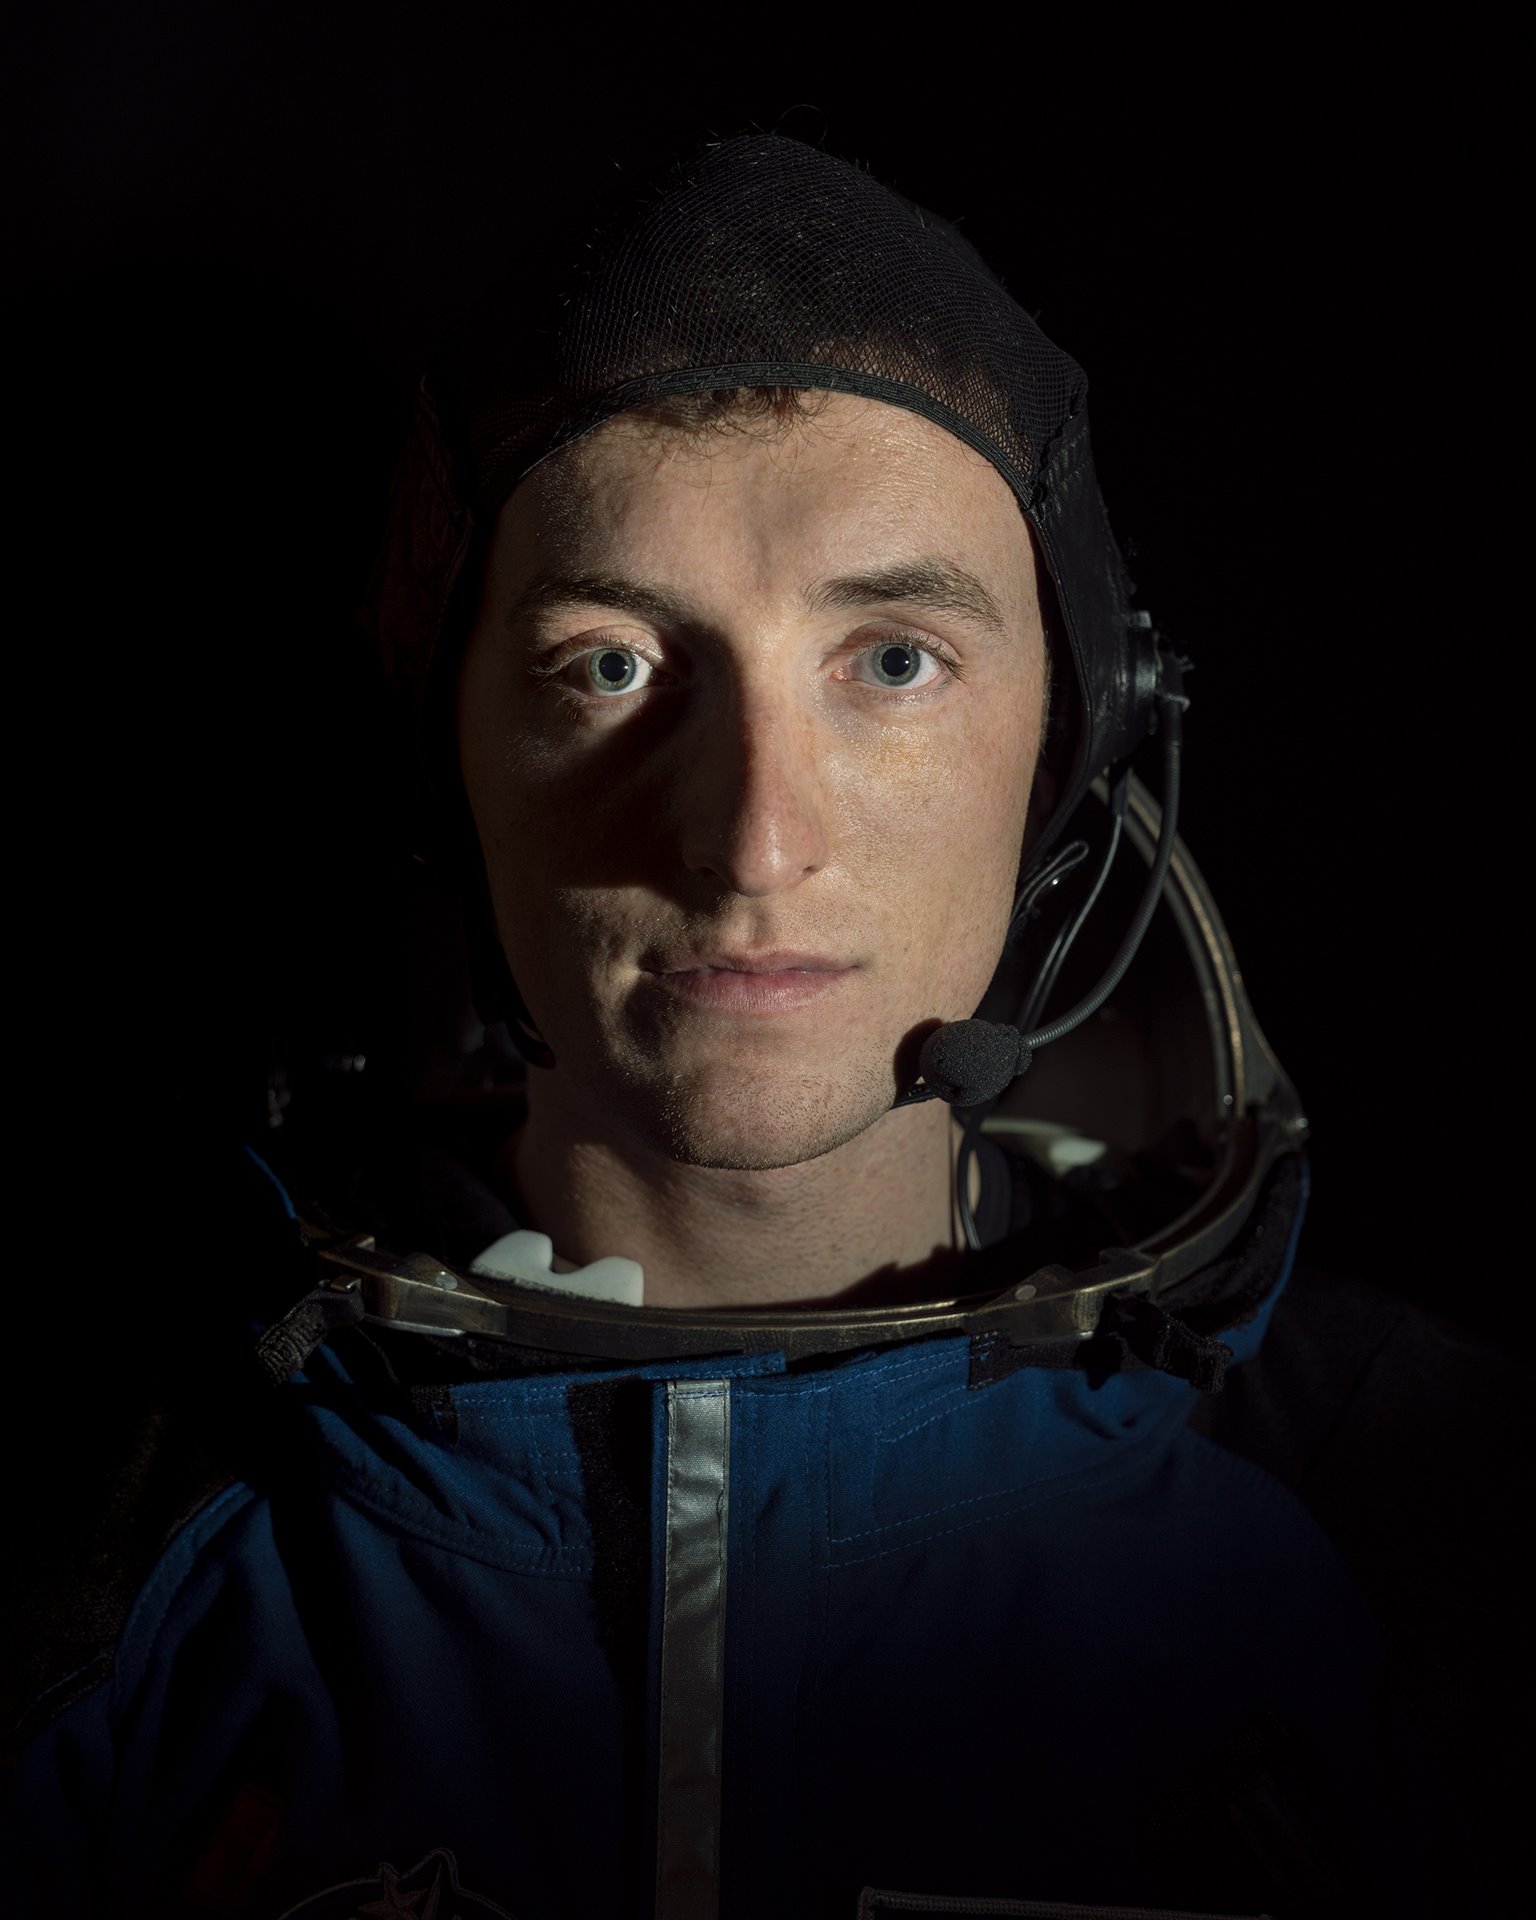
[3,964,1474,1918]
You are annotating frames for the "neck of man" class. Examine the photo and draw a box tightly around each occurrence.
[504,1074,979,1311]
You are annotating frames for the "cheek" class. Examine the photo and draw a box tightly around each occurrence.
[930,693,1038,858]
[458,635,583,869]
[871,737,1033,976]
[923,714,1038,945]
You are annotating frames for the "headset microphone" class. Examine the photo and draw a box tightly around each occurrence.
[915,1022,1033,1109]
[894,664,1187,1136]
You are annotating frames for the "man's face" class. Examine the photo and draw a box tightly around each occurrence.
[458,392,1048,1171]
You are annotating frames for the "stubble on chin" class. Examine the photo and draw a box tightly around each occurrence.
[618,1049,899,1174]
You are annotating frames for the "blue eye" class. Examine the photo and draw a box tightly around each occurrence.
[858,640,944,690]
[585,648,655,695]
[873,643,920,686]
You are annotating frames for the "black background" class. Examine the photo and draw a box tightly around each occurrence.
[7,7,1509,1333]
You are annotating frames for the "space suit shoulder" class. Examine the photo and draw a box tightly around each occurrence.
[1189,1260,1526,1894]
[2,1376,242,1773]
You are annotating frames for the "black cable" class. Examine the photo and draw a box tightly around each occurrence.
[1005,836,1092,948]
[1017,766,1132,1037]
[954,691,1185,1252]
[955,770,1126,1254]
[1021,693,1183,1054]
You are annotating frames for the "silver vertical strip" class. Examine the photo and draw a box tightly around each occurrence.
[655,1378,731,1920]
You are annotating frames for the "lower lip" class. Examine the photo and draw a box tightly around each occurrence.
[645,967,855,1014]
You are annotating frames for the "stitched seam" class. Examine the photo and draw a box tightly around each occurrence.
[854,1350,964,1432]
[833,1396,1193,1544]
[449,1381,592,1409]
[854,1348,958,1389]
[733,1348,959,1416]
[872,1386,976,1445]
[829,1449,1109,1543]
[112,1483,259,1719]
[833,1390,1190,1536]
[15,1651,113,1732]
[321,1473,593,1575]
[831,1447,1155,1568]
[526,1405,553,1516]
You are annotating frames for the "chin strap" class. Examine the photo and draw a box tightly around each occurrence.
[1095,1291,1231,1393]
[252,1283,367,1388]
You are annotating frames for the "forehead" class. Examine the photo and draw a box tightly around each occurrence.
[491,392,1038,617]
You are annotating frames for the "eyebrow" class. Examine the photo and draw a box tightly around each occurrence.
[506,557,1013,643]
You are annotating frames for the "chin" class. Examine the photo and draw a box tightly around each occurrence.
[640,1056,896,1173]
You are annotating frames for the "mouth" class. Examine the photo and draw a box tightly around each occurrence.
[641,951,858,1016]
[657,950,852,975]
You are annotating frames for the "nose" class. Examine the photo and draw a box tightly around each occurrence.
[676,678,832,897]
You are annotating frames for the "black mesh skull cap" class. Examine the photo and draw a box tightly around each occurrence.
[370,131,1157,869]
